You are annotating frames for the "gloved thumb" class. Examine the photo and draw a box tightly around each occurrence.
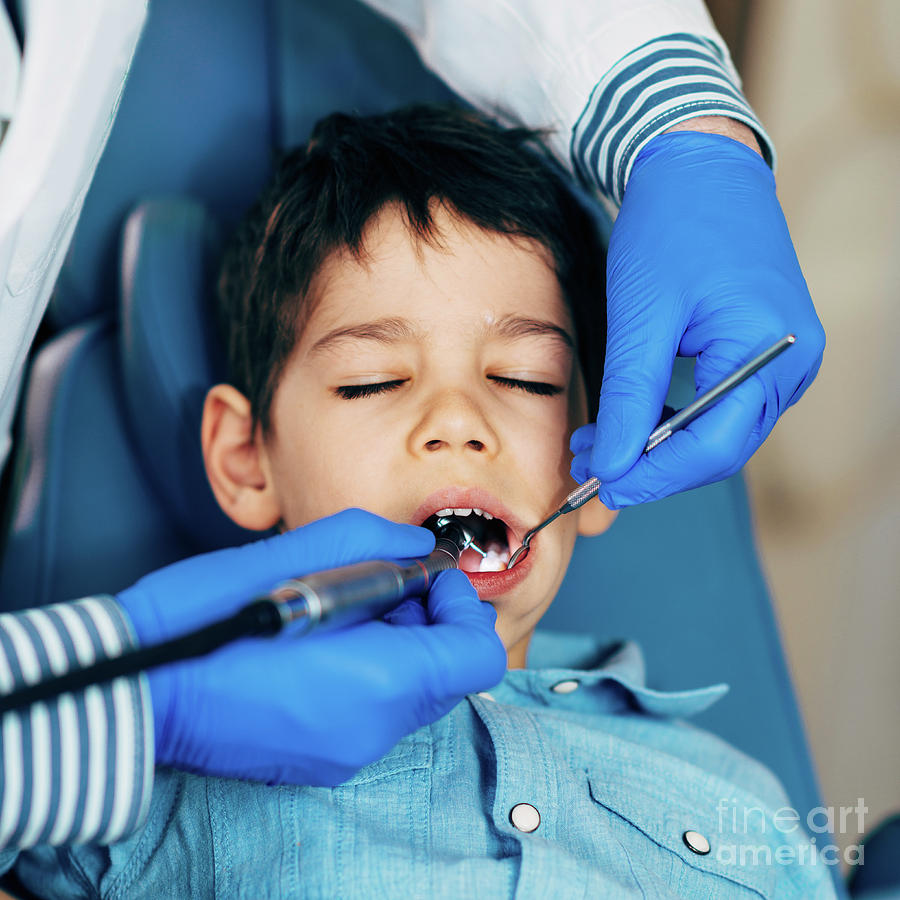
[426,570,496,629]
[421,570,506,697]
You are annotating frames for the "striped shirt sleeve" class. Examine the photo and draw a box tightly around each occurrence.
[0,596,154,851]
[571,32,776,206]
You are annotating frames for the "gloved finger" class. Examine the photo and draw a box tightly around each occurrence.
[383,598,428,626]
[254,507,436,580]
[784,320,826,409]
[569,403,679,493]
[596,381,764,508]
[569,450,595,492]
[786,351,823,409]
[588,331,678,483]
[569,422,596,455]
[416,570,506,698]
[682,314,824,417]
[692,332,816,449]
[200,508,434,604]
[425,570,495,627]
[687,339,778,451]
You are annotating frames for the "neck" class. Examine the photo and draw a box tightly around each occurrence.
[506,632,532,669]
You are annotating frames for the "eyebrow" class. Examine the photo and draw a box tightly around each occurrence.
[308,316,419,356]
[489,314,575,349]
[308,313,574,357]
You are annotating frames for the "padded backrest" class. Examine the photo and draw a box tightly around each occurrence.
[118,200,255,549]
[0,200,257,605]
[49,0,276,329]
[48,0,459,331]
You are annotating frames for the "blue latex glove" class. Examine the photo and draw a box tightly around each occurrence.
[118,508,506,786]
[571,131,825,508]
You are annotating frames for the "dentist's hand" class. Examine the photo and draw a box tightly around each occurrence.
[571,131,825,508]
[117,509,506,786]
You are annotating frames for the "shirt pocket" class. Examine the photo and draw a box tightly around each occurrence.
[585,752,826,900]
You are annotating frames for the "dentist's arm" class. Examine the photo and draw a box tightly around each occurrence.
[366,0,824,505]
[0,510,505,862]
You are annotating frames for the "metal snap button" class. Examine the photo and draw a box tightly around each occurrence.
[509,803,541,833]
[550,679,580,694]
[683,830,711,855]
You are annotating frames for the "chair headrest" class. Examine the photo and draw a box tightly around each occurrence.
[118,197,258,550]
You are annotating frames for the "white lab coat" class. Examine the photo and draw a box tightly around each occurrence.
[0,0,729,473]
[0,0,147,471]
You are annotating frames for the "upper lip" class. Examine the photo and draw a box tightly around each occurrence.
[410,486,526,546]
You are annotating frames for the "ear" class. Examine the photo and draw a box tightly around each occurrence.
[201,384,282,531]
[576,497,618,537]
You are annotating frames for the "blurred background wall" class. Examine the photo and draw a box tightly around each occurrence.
[710,0,899,864]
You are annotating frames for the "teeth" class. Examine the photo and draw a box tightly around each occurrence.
[478,549,510,573]
[434,507,494,520]
[435,506,494,519]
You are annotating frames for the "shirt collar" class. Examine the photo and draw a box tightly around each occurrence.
[487,628,730,719]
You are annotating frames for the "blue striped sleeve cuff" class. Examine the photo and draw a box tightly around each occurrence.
[0,596,154,850]
[571,33,776,206]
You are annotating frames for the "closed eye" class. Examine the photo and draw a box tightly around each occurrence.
[334,379,406,399]
[334,376,563,400]
[489,376,563,396]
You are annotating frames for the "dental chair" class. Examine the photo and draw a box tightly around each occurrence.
[0,1,879,896]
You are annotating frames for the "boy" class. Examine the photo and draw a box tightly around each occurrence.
[14,106,835,898]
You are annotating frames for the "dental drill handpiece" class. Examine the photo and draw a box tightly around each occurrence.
[0,519,479,714]
[267,518,476,636]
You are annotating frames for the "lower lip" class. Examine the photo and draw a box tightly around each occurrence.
[459,548,534,599]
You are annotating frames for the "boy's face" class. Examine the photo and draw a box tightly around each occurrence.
[203,203,615,665]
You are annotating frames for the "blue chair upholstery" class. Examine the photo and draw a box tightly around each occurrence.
[0,1,851,896]
[47,0,274,328]
[48,0,457,330]
[0,201,256,606]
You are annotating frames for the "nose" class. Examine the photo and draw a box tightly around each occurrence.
[408,388,500,458]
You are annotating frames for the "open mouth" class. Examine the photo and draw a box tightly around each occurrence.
[422,508,512,573]
[411,489,534,598]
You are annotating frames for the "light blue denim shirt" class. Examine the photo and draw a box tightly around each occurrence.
[16,631,837,899]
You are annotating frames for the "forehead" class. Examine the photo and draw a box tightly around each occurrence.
[299,204,573,349]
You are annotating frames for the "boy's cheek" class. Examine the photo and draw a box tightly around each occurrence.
[567,369,592,428]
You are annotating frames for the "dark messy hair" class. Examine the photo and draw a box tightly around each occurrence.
[216,104,606,434]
